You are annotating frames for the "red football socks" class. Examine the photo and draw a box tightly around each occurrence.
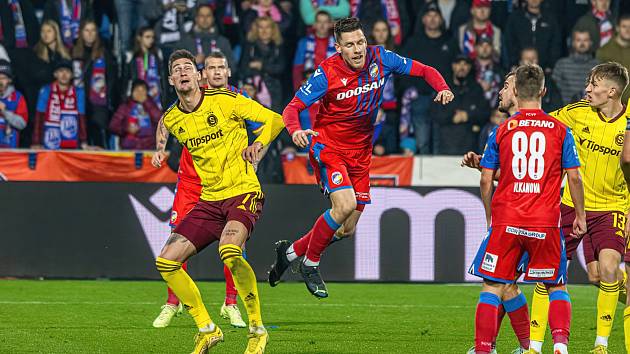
[504,293,530,349]
[224,264,238,305]
[304,210,341,264]
[475,292,500,354]
[549,290,571,345]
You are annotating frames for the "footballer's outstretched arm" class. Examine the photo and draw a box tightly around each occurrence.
[379,47,453,104]
[283,66,328,148]
[151,115,170,168]
[234,94,285,164]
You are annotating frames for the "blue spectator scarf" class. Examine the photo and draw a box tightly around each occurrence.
[128,102,152,138]
[136,53,162,109]
[60,0,81,48]
[8,0,28,48]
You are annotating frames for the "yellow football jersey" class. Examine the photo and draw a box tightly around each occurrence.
[551,100,628,212]
[163,88,284,201]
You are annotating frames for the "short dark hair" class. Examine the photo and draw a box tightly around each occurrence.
[131,79,148,92]
[168,49,196,74]
[206,50,227,61]
[515,64,545,100]
[618,13,630,25]
[315,10,331,21]
[195,4,214,17]
[589,62,629,97]
[333,17,363,42]
[505,69,516,80]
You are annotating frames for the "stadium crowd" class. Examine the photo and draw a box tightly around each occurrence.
[1,0,630,160]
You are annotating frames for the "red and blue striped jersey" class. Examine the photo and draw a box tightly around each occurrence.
[480,109,580,227]
[288,45,449,150]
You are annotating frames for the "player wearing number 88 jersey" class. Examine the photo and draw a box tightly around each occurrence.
[472,108,580,278]
[469,64,586,354]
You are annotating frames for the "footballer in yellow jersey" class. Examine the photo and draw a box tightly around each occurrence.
[551,63,629,352]
[153,50,279,354]
[162,88,283,201]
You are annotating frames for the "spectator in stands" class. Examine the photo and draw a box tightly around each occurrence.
[32,60,87,150]
[143,0,194,59]
[180,4,234,71]
[400,3,458,154]
[239,16,286,113]
[351,0,410,46]
[242,0,292,38]
[597,14,630,102]
[457,0,501,58]
[552,29,599,105]
[19,20,72,146]
[114,0,148,55]
[518,47,563,112]
[0,59,28,148]
[109,79,161,150]
[299,0,349,25]
[574,0,618,50]
[478,108,506,152]
[412,0,471,35]
[292,10,334,90]
[474,33,503,108]
[0,0,40,50]
[430,54,489,155]
[43,0,93,49]
[369,19,398,155]
[123,26,165,109]
[72,19,117,149]
[504,0,562,73]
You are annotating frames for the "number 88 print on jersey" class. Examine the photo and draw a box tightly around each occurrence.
[480,109,580,228]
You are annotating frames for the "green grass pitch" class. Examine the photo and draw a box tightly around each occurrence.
[0,280,625,353]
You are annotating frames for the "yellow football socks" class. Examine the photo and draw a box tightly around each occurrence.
[596,280,619,344]
[155,257,212,329]
[530,283,549,343]
[624,306,630,352]
[219,244,263,327]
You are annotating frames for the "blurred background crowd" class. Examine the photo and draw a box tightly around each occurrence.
[1,0,629,167]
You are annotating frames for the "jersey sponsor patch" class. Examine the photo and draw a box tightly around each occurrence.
[336,77,386,100]
[577,137,621,156]
[369,62,379,78]
[331,171,343,185]
[481,252,498,273]
[527,268,555,278]
[505,226,546,239]
[170,210,178,224]
[185,129,224,149]
[207,113,218,127]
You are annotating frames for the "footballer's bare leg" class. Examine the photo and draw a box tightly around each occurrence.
[330,209,362,244]
[218,221,268,353]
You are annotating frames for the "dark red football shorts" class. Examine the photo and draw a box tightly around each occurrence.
[562,203,626,263]
[173,191,264,251]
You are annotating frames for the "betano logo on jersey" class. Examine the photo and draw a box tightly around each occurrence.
[508,119,555,130]
[336,77,386,100]
[577,137,621,156]
[185,129,224,149]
